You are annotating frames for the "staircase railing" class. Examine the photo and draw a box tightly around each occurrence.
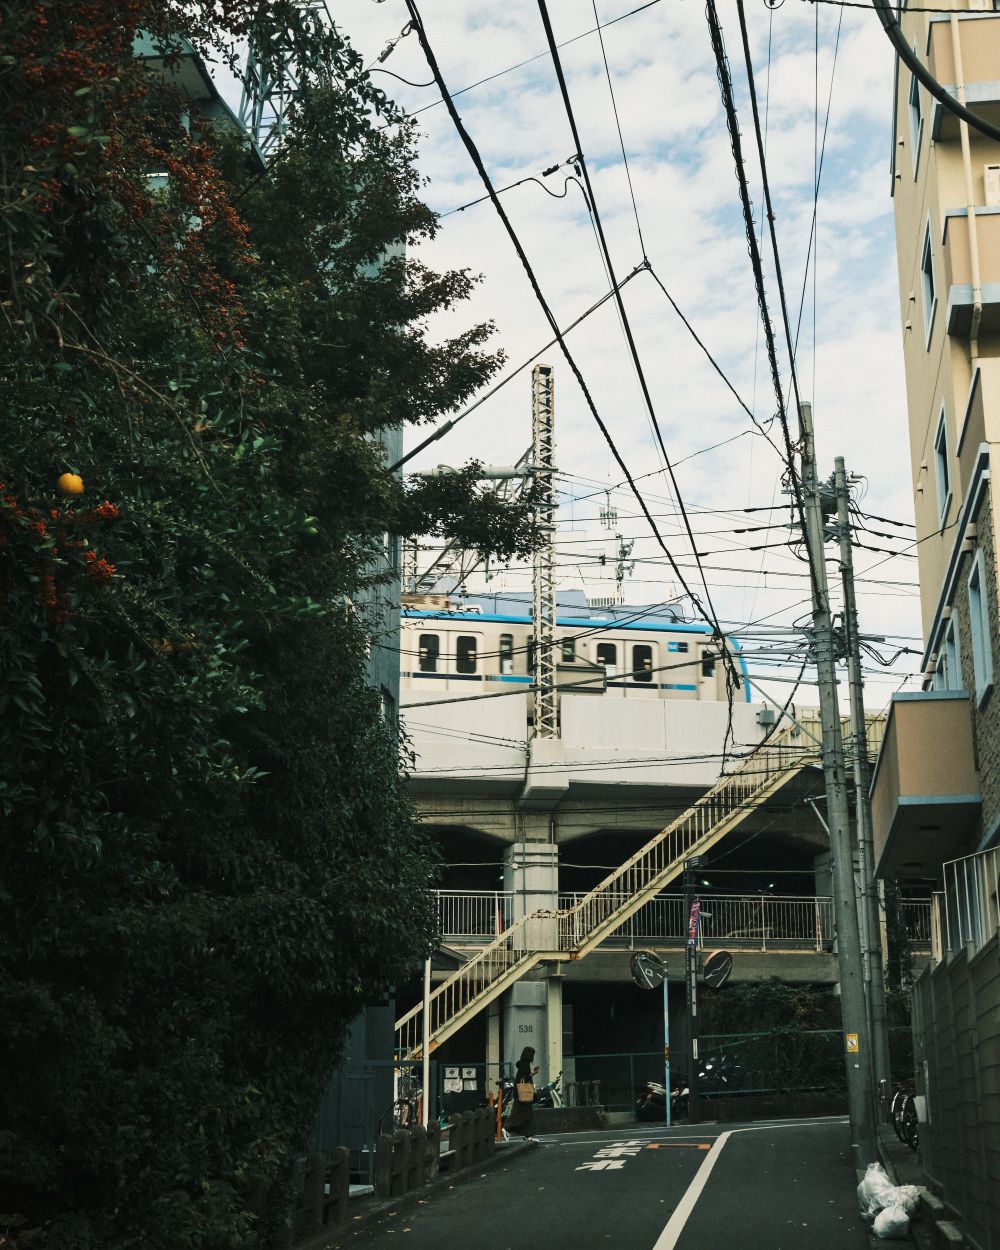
[395,711,884,1057]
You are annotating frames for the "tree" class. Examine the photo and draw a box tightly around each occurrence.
[0,4,534,1245]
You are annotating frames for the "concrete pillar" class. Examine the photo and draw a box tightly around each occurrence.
[502,843,560,1075]
[503,842,559,922]
[503,980,547,1069]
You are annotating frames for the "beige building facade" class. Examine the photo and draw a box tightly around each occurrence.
[873,5,1000,1242]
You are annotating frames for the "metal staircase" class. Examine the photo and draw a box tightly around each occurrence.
[395,711,884,1058]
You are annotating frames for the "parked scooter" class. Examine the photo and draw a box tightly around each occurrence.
[634,1078,688,1121]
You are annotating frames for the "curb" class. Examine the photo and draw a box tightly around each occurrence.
[300,1138,540,1248]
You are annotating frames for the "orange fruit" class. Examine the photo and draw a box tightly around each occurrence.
[57,473,84,496]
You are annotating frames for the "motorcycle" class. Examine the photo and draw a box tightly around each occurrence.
[634,1078,689,1121]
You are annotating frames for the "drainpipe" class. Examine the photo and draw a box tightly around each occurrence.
[952,16,983,364]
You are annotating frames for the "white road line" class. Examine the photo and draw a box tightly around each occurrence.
[650,1118,848,1250]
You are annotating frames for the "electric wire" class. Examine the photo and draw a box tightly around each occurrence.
[535,0,736,700]
[403,0,727,656]
[705,0,816,607]
[388,263,645,473]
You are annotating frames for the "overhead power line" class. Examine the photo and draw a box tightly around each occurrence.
[403,0,728,654]
[388,262,645,473]
[403,0,665,122]
[704,0,816,605]
[535,0,734,682]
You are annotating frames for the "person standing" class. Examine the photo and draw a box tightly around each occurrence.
[506,1046,539,1139]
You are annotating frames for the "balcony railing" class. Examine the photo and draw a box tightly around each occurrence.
[936,846,1000,958]
[435,889,936,956]
[558,892,835,952]
[902,899,932,950]
[436,890,514,942]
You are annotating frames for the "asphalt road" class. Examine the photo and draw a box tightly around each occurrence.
[340,1116,870,1250]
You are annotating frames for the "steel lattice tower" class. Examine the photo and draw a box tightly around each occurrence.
[531,363,558,739]
[238,1,331,158]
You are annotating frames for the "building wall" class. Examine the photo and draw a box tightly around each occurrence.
[952,489,1000,837]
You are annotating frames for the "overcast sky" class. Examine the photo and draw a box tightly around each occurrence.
[263,1,921,711]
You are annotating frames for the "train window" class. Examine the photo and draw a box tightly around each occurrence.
[418,633,440,673]
[456,635,478,674]
[632,644,654,682]
[562,637,576,662]
[668,641,689,653]
[596,642,617,672]
[701,651,716,678]
[499,633,514,674]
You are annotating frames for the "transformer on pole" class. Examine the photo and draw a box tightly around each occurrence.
[531,363,558,739]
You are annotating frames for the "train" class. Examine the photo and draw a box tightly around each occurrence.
[400,592,750,703]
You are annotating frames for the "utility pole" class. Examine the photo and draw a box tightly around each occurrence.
[683,856,702,1124]
[799,403,876,1165]
[531,363,558,739]
[834,457,892,1110]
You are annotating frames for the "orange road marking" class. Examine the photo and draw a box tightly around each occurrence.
[645,1142,712,1150]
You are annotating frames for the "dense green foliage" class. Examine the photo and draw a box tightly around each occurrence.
[0,4,535,1246]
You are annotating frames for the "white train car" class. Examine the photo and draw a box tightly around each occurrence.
[400,595,750,705]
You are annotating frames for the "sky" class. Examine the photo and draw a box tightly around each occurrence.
[244,0,924,713]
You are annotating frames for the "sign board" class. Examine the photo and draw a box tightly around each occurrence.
[687,899,702,947]
[629,950,665,990]
[445,1066,459,1078]
[846,1033,859,1054]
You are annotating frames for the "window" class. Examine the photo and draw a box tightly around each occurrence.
[456,635,478,674]
[908,72,923,176]
[380,685,396,724]
[499,633,514,675]
[934,407,950,523]
[701,651,717,679]
[596,642,618,675]
[921,224,936,342]
[632,644,653,682]
[935,619,961,692]
[667,640,689,654]
[561,636,576,663]
[968,552,994,701]
[418,633,440,672]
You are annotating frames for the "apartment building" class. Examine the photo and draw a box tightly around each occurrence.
[872,4,1000,1241]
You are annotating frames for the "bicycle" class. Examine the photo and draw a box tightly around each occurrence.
[890,1087,919,1151]
[378,1067,421,1137]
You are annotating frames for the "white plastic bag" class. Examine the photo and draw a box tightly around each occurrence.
[890,1184,921,1217]
[874,1204,911,1239]
[858,1162,897,1219]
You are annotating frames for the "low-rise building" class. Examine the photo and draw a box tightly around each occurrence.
[873,3,1000,1241]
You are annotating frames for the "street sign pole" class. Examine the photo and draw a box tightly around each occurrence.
[684,857,701,1125]
[663,973,671,1127]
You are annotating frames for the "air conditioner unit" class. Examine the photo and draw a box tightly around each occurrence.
[984,163,1000,207]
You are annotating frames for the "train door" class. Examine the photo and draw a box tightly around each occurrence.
[629,641,656,697]
[698,643,720,701]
